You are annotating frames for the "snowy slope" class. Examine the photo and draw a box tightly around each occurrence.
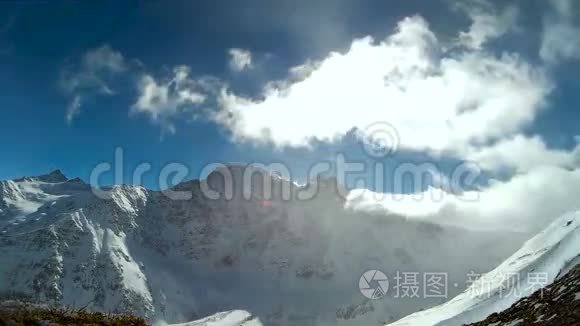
[169,310,263,326]
[0,168,526,325]
[387,211,580,326]
[0,172,154,318]
[0,170,71,232]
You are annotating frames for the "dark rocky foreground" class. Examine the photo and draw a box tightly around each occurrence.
[0,300,146,326]
[468,263,580,325]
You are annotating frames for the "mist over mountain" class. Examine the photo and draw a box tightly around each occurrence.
[0,167,525,325]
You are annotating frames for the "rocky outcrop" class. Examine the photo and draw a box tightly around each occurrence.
[468,263,580,325]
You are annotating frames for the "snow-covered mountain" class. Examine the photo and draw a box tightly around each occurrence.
[0,168,525,325]
[388,211,580,326]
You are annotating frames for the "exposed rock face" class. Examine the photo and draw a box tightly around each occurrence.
[0,166,525,325]
[468,263,580,325]
[336,299,375,321]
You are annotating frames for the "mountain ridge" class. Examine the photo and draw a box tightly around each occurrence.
[0,168,526,325]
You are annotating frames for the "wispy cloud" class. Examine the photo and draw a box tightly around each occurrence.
[454,0,519,50]
[59,45,127,124]
[65,95,83,124]
[540,0,580,63]
[131,66,210,134]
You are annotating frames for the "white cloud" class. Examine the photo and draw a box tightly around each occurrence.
[346,166,580,233]
[288,60,320,81]
[216,16,551,156]
[65,95,82,124]
[212,10,580,233]
[228,48,253,72]
[466,135,580,173]
[540,0,580,63]
[60,45,126,95]
[132,66,207,134]
[62,46,221,133]
[82,44,125,74]
[455,0,519,50]
[60,45,126,123]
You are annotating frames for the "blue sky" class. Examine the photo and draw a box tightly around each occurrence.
[0,0,579,205]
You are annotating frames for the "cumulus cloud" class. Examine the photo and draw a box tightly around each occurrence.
[60,45,126,123]
[540,0,580,63]
[211,6,580,233]
[132,66,209,134]
[346,166,580,233]
[216,16,551,156]
[455,0,519,50]
[228,48,253,72]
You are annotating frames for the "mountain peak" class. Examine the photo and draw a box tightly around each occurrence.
[206,163,291,183]
[33,169,68,183]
